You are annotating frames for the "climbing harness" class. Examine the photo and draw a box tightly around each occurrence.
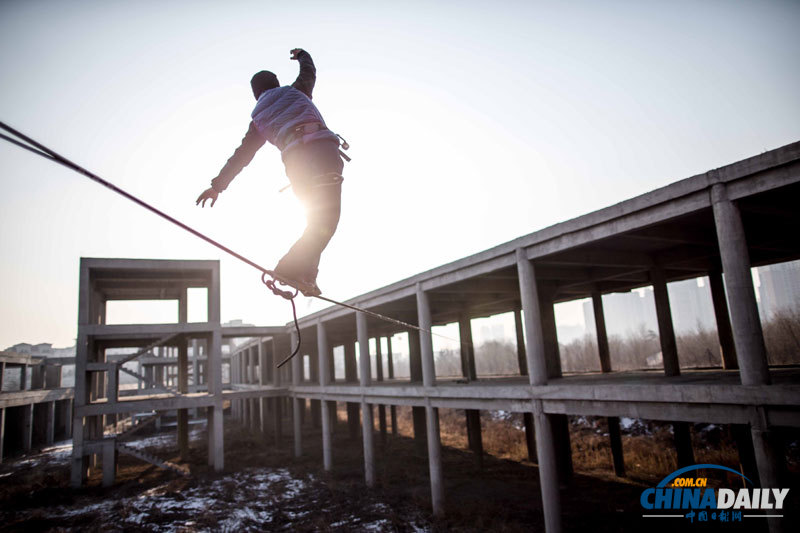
[0,121,462,368]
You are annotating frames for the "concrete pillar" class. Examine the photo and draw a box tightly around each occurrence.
[416,284,436,387]
[46,401,55,445]
[22,403,33,451]
[107,364,118,404]
[357,312,375,486]
[386,336,398,435]
[416,284,444,516]
[459,315,477,380]
[65,399,73,438]
[208,326,224,472]
[458,316,482,463]
[425,405,444,517]
[533,400,563,533]
[375,339,387,444]
[319,320,333,471]
[292,332,303,458]
[514,307,528,375]
[607,416,625,477]
[515,306,537,462]
[344,341,359,439]
[0,361,4,392]
[709,270,738,369]
[711,183,770,385]
[651,266,680,376]
[272,336,287,446]
[258,339,268,433]
[177,327,189,460]
[593,292,624,475]
[673,422,695,468]
[591,292,612,373]
[516,250,547,386]
[517,249,562,532]
[102,439,116,487]
[20,364,27,391]
[750,425,786,533]
[539,285,572,485]
[0,408,5,463]
[408,329,426,446]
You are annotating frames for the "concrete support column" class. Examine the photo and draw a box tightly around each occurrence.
[22,403,33,451]
[517,249,562,532]
[607,416,625,477]
[46,401,55,445]
[651,267,694,468]
[592,291,624,476]
[731,424,759,486]
[208,327,224,472]
[0,361,4,392]
[711,183,770,385]
[102,439,116,487]
[514,306,537,462]
[458,316,482,464]
[539,285,572,485]
[408,329,426,446]
[386,336,398,435]
[344,341,359,439]
[416,283,444,517]
[514,307,529,375]
[673,422,695,468]
[258,339,268,433]
[65,399,73,438]
[708,269,739,369]
[751,426,786,533]
[20,364,28,391]
[425,405,444,517]
[591,292,612,373]
[517,250,547,386]
[375,339,387,444]
[0,408,5,463]
[416,284,436,388]
[177,292,189,459]
[651,266,680,376]
[357,312,375,486]
[291,332,303,458]
[273,336,289,446]
[318,321,333,471]
[533,400,563,533]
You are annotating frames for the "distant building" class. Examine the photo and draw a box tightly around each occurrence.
[583,289,658,339]
[4,343,75,358]
[756,260,800,320]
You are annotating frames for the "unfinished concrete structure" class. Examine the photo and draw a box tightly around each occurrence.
[230,142,800,532]
[0,352,74,462]
[70,258,288,487]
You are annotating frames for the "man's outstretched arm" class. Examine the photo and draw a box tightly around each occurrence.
[290,48,316,99]
[197,121,267,207]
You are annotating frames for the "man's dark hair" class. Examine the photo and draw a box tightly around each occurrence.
[251,71,280,99]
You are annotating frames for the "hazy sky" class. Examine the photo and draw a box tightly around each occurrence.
[1,0,798,349]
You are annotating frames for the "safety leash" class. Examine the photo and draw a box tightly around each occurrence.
[0,121,463,368]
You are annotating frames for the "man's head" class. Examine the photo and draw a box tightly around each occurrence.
[251,71,279,100]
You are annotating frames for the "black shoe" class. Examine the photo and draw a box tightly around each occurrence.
[272,264,321,297]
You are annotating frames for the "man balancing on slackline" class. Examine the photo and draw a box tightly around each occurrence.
[196,48,348,297]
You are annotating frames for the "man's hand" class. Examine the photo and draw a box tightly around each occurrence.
[290,48,303,60]
[196,187,219,208]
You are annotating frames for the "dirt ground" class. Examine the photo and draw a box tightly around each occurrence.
[0,408,797,532]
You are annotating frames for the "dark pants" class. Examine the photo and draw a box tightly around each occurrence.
[276,139,344,280]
